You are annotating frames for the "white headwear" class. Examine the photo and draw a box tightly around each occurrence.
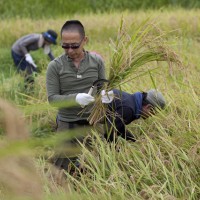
[146,89,166,109]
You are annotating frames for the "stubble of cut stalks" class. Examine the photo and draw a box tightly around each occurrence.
[88,17,182,125]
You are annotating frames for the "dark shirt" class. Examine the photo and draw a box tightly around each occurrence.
[105,89,142,142]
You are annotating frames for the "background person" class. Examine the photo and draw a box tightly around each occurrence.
[101,89,166,142]
[46,20,106,170]
[11,30,58,86]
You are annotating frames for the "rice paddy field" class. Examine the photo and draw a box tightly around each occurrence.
[0,8,200,200]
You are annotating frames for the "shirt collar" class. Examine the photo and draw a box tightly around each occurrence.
[66,50,87,62]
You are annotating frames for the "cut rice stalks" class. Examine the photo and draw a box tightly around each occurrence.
[88,17,182,125]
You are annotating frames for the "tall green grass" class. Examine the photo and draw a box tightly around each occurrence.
[0,0,200,19]
[1,9,200,49]
[67,130,200,199]
[0,10,199,200]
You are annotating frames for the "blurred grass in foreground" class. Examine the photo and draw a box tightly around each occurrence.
[0,0,200,19]
[0,10,199,200]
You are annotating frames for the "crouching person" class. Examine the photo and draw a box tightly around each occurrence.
[101,89,166,142]
[11,29,57,90]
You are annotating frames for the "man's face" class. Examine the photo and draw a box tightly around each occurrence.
[141,104,155,119]
[61,31,87,60]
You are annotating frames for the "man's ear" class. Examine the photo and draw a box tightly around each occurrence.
[84,36,88,44]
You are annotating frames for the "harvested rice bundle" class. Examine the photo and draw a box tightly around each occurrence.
[88,18,182,125]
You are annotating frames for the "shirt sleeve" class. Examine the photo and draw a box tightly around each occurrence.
[18,36,38,55]
[98,56,106,80]
[46,61,77,106]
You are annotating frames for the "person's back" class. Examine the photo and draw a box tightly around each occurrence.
[109,89,137,118]
[12,33,41,56]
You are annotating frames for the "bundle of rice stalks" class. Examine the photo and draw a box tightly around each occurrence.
[88,17,182,125]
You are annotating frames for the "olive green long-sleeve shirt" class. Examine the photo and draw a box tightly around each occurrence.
[46,51,106,122]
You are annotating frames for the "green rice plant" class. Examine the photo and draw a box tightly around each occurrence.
[0,11,199,199]
[88,17,182,125]
[0,0,200,19]
[66,127,200,199]
[0,97,91,199]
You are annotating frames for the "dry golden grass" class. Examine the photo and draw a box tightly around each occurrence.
[0,98,44,200]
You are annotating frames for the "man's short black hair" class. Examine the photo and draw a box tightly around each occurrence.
[60,20,85,38]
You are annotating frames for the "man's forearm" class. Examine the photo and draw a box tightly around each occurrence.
[48,93,78,108]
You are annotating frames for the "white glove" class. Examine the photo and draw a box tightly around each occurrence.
[76,93,95,107]
[43,44,51,54]
[25,53,37,68]
[101,90,114,104]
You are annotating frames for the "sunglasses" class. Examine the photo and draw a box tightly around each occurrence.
[61,38,84,49]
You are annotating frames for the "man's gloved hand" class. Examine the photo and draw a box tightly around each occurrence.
[25,53,37,68]
[76,93,95,107]
[101,89,114,103]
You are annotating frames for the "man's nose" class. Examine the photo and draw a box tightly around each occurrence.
[67,47,74,53]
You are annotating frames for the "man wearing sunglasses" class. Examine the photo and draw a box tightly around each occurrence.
[46,20,106,171]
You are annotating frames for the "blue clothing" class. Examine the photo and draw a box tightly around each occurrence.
[11,33,55,73]
[11,50,27,71]
[11,50,37,73]
[131,92,143,119]
[105,89,143,142]
[109,89,142,123]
